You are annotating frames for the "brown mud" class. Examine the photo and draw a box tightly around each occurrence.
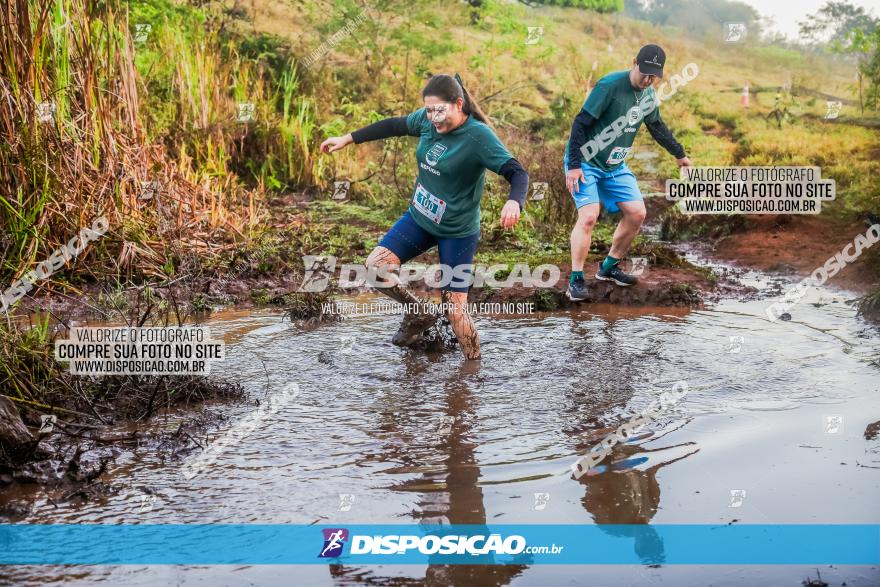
[11,250,736,321]
[0,375,244,513]
[710,215,880,293]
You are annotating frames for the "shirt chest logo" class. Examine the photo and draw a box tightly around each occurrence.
[425,143,448,167]
[627,105,642,126]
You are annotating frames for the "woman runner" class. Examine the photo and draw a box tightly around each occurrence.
[320,74,529,360]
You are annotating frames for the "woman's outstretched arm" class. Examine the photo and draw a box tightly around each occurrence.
[321,116,414,153]
[351,117,411,143]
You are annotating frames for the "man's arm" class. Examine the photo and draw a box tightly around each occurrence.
[566,110,597,170]
[644,116,686,159]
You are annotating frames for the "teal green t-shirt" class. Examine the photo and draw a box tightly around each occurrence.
[577,70,661,171]
[405,108,513,238]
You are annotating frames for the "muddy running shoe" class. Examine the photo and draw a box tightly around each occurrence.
[566,276,588,301]
[595,262,638,286]
[391,312,439,347]
[422,316,459,352]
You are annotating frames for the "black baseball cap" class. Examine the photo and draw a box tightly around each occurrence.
[636,44,666,77]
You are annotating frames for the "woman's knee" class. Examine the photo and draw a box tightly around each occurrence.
[366,246,400,269]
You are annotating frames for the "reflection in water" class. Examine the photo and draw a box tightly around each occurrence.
[576,439,698,565]
[328,309,706,583]
[559,314,700,567]
[329,361,528,585]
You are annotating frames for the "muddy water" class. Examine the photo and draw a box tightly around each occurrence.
[3,269,880,586]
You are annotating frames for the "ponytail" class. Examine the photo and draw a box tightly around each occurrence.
[454,73,494,131]
[422,73,494,131]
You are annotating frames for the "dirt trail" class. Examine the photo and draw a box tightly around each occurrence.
[711,215,879,293]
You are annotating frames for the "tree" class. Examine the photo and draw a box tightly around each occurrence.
[842,27,880,111]
[799,1,880,112]
[798,0,878,45]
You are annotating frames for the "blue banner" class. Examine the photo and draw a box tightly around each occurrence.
[1,524,878,565]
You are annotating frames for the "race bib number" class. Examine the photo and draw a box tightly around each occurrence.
[606,146,632,165]
[412,183,446,224]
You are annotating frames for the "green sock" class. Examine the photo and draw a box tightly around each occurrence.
[601,255,619,272]
[570,270,584,283]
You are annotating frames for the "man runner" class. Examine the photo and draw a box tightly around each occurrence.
[564,44,691,301]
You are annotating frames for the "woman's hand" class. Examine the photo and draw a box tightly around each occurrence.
[500,200,521,229]
[320,133,354,154]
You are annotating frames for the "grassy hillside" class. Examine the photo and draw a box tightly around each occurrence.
[273,0,877,217]
[267,0,880,273]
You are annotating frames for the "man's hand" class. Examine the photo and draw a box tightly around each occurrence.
[676,156,692,167]
[566,168,584,195]
[500,200,520,229]
[320,134,354,154]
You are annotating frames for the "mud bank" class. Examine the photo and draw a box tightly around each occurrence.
[380,260,751,311]
[473,265,750,310]
[0,375,244,515]
[12,255,738,323]
[661,211,880,293]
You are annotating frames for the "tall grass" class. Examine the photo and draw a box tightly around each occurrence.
[1,1,141,286]
[0,0,318,301]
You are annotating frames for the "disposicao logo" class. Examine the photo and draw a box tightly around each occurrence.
[318,528,349,558]
[315,530,555,558]
[350,533,527,555]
